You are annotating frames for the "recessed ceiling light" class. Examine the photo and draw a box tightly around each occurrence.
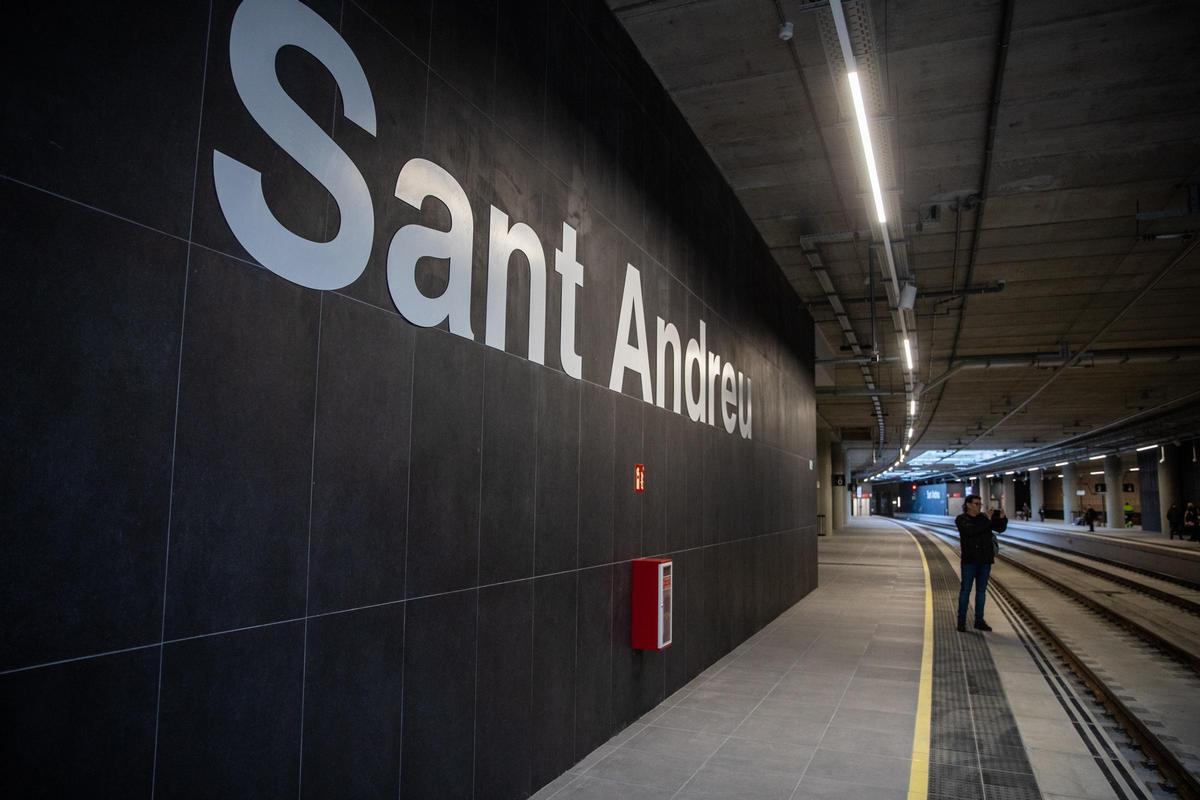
[846,72,886,224]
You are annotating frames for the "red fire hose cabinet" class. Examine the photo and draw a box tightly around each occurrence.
[631,558,673,650]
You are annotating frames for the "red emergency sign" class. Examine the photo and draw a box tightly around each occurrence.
[634,463,645,493]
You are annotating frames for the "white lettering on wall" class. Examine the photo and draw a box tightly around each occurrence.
[656,317,681,414]
[215,0,376,290]
[215,0,757,439]
[486,207,546,364]
[684,322,707,424]
[609,264,654,403]
[720,362,737,434]
[738,373,753,438]
[554,224,585,379]
[387,158,476,339]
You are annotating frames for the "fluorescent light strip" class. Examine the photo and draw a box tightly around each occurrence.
[847,72,887,224]
[903,338,913,371]
[1028,466,1040,471]
[1090,471,1103,476]
[1130,467,1140,472]
[1054,462,1068,467]
[1088,454,1105,461]
[907,426,913,439]
[910,399,917,415]
[1136,444,1158,451]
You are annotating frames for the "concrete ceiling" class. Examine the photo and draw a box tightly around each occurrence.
[611,0,1200,477]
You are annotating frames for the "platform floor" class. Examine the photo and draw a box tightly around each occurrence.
[532,517,1138,800]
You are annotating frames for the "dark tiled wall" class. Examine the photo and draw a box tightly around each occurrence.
[1,0,817,798]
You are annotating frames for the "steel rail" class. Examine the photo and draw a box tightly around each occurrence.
[913,516,1200,593]
[1000,538,1200,616]
[917,521,1200,672]
[990,572,1200,800]
[904,520,1200,799]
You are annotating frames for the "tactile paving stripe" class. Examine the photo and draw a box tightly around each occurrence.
[913,529,1043,800]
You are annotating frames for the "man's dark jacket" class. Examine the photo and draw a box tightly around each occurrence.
[956,511,1007,564]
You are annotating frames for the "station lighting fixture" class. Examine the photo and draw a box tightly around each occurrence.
[903,338,914,371]
[1004,471,1014,475]
[1028,466,1040,471]
[1129,467,1140,472]
[846,71,887,224]
[907,426,914,439]
[1054,461,1068,467]
[1089,471,1103,476]
[1088,454,1105,461]
[910,399,917,415]
[1136,444,1158,451]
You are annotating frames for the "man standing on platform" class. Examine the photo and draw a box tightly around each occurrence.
[956,495,1007,632]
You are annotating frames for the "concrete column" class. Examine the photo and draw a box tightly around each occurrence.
[1158,444,1180,535]
[1002,474,1016,514]
[831,444,846,533]
[1029,471,1044,522]
[817,429,833,536]
[989,478,1003,510]
[1062,463,1077,525]
[1103,454,1123,528]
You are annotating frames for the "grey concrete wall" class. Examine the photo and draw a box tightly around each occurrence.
[1,1,818,797]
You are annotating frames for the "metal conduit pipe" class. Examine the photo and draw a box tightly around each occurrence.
[920,346,1200,396]
[806,250,887,445]
[919,389,1200,481]
[908,0,1015,475]
[775,0,889,451]
[836,281,1005,306]
[949,237,1200,455]
[816,355,901,365]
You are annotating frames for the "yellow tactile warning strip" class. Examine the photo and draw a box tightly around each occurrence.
[904,527,934,800]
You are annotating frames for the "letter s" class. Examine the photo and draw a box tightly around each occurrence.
[213,0,376,290]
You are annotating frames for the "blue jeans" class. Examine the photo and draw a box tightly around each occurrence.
[958,563,992,624]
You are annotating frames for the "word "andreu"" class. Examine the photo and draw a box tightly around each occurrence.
[214,0,753,438]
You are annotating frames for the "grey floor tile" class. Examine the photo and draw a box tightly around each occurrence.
[650,704,746,735]
[674,763,798,800]
[853,664,921,684]
[623,726,725,761]
[732,710,830,746]
[763,686,846,709]
[818,723,914,760]
[583,748,700,791]
[829,706,917,735]
[803,747,912,791]
[707,737,815,778]
[552,776,678,800]
[791,775,908,800]
[750,703,838,727]
[677,688,765,717]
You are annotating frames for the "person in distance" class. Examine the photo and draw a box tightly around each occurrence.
[956,495,1007,632]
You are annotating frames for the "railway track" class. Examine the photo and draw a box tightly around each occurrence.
[915,517,1200,657]
[899,519,1200,799]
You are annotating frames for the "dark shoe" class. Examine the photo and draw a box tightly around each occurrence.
[974,620,992,631]
[957,621,966,632]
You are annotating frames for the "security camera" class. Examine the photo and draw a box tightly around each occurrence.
[779,21,794,41]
